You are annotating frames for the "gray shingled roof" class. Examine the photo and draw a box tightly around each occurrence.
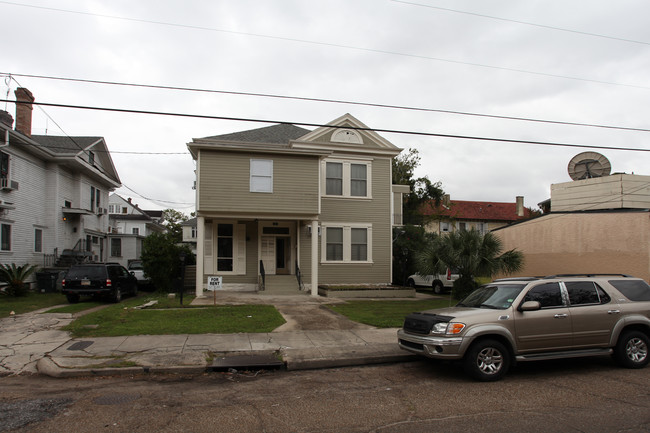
[31,135,102,154]
[202,124,310,144]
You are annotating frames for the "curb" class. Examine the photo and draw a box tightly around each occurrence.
[36,352,417,378]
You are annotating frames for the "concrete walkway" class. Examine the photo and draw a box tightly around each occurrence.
[0,292,425,378]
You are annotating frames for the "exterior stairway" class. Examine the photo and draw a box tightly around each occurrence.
[263,274,301,295]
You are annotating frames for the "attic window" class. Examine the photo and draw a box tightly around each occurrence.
[88,151,95,165]
[331,129,362,144]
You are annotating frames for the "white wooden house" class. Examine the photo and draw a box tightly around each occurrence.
[107,193,166,266]
[0,88,121,271]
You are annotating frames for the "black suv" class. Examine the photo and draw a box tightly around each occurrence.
[61,263,138,303]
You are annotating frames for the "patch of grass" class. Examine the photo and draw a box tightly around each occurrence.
[63,303,286,337]
[45,301,105,314]
[0,292,66,318]
[327,298,456,328]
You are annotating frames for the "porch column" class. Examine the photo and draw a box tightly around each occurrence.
[310,220,319,296]
[195,216,205,298]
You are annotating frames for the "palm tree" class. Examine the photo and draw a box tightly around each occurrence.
[0,263,38,297]
[417,229,524,299]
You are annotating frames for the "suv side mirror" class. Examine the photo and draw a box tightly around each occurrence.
[519,300,541,312]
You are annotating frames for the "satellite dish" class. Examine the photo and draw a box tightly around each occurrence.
[567,151,611,180]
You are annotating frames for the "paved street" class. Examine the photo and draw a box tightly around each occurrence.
[2,358,649,432]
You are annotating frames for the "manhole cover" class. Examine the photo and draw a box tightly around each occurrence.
[67,341,94,351]
[93,393,141,405]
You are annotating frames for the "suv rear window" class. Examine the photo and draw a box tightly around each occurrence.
[66,266,106,279]
[565,281,611,306]
[608,279,650,301]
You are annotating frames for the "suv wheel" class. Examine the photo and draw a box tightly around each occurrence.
[407,278,416,288]
[464,339,511,381]
[112,288,122,303]
[432,281,444,294]
[614,331,649,368]
[66,293,80,304]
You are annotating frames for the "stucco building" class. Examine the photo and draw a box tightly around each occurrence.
[494,174,650,281]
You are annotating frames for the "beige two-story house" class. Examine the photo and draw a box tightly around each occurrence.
[187,114,402,296]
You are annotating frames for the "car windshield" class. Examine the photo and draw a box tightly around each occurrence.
[129,263,143,270]
[457,283,527,309]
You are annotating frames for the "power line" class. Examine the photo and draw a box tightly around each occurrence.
[119,184,194,207]
[392,0,650,46]
[1,98,649,153]
[1,2,649,90]
[3,72,650,134]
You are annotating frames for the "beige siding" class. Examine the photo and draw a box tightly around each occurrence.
[494,211,650,282]
[317,157,392,284]
[198,151,319,216]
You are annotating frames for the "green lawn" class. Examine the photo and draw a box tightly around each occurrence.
[63,295,286,337]
[327,297,456,328]
[0,292,66,318]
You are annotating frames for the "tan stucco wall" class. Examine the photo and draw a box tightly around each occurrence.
[494,211,650,281]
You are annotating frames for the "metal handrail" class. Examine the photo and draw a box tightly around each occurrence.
[295,260,305,291]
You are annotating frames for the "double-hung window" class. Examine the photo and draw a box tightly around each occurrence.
[322,224,372,263]
[1,223,11,251]
[34,228,42,253]
[326,162,343,195]
[350,164,367,197]
[350,228,368,261]
[111,238,122,257]
[326,227,343,261]
[250,159,273,193]
[0,151,9,188]
[323,160,370,198]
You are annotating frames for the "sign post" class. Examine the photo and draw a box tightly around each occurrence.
[207,276,223,305]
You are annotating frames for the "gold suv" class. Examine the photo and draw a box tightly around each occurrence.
[397,274,650,381]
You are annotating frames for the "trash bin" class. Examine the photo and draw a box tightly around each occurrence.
[35,271,58,293]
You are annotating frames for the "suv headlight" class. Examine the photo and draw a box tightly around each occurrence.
[431,322,465,335]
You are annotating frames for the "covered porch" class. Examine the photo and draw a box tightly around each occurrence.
[194,216,320,297]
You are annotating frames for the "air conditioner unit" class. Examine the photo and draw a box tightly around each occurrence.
[0,178,15,190]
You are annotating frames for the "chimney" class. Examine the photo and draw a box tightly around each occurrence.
[0,110,13,128]
[516,196,524,217]
[14,88,34,137]
[443,194,450,208]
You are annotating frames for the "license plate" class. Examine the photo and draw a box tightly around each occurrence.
[81,280,90,286]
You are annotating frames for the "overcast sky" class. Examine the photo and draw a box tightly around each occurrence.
[3,0,649,213]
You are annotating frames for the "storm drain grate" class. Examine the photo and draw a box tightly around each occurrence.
[93,393,141,405]
[67,341,94,351]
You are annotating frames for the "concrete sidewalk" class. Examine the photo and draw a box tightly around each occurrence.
[1,292,424,378]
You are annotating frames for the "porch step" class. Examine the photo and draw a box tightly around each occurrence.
[263,275,300,294]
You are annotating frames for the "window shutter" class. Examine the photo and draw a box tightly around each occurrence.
[235,224,246,275]
[204,222,213,274]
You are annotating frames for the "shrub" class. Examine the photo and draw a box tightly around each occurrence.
[0,263,38,297]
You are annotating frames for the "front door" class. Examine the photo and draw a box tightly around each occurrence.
[275,237,290,275]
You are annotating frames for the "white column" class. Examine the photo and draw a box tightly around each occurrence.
[310,220,319,296]
[195,216,205,298]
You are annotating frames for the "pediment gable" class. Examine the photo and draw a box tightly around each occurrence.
[295,113,400,152]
